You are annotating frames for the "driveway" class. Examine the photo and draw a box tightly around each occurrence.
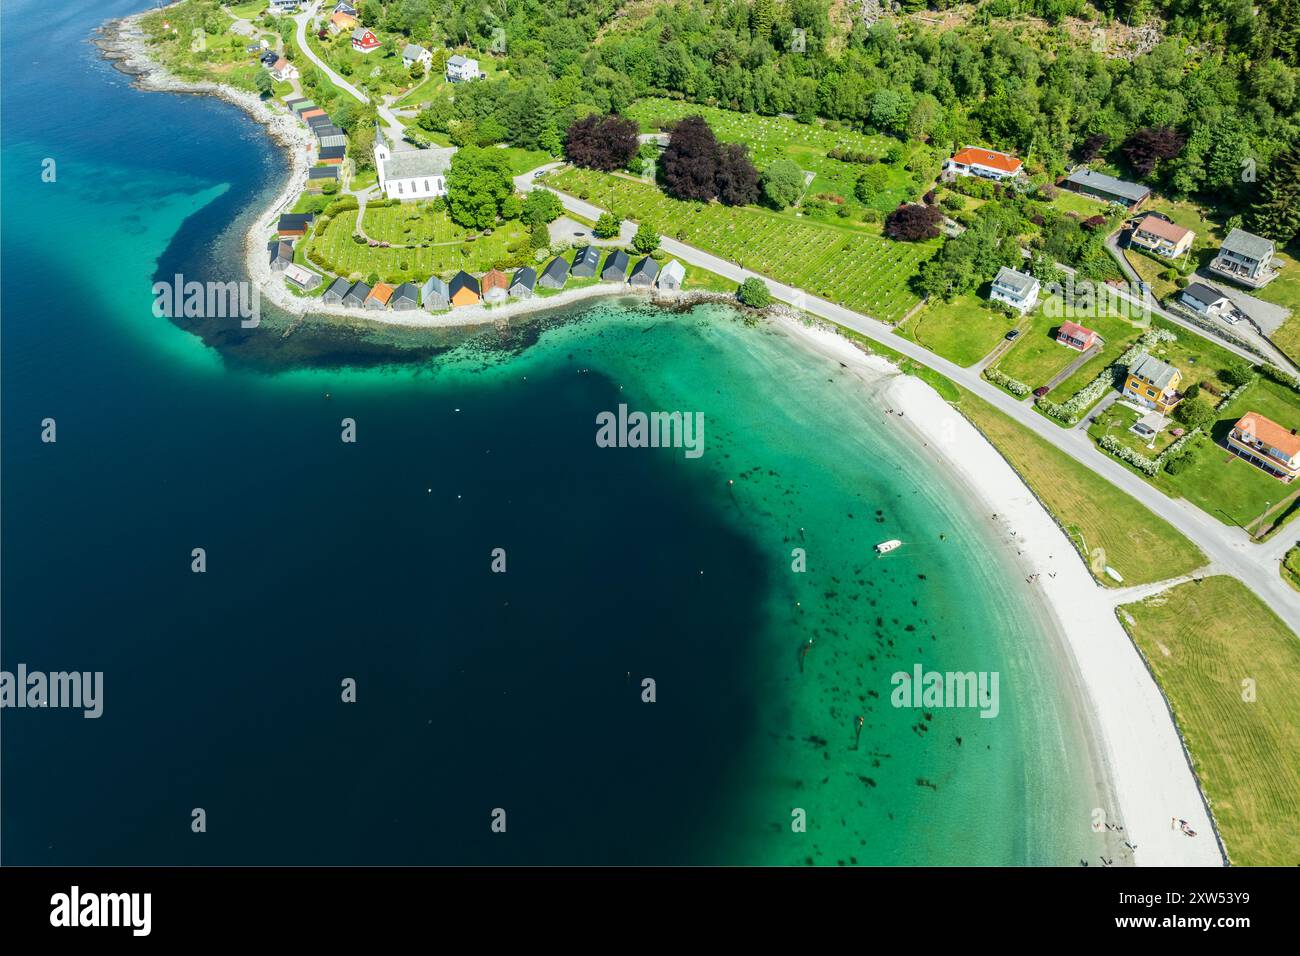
[1194,276,1290,336]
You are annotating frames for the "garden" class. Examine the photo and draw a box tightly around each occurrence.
[546,166,936,324]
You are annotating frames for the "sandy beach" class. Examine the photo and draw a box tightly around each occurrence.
[774,313,1225,867]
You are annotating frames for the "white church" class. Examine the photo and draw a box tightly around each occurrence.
[373,125,456,201]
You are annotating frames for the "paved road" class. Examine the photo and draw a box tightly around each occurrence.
[1103,233,1296,372]
[519,163,1300,633]
[293,3,367,105]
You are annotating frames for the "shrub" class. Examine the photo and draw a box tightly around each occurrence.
[984,367,1030,397]
[737,277,773,308]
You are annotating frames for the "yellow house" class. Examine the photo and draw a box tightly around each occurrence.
[1123,351,1183,414]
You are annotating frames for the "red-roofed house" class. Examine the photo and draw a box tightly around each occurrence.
[944,146,1023,182]
[1056,321,1099,352]
[1227,412,1300,481]
[1130,214,1194,258]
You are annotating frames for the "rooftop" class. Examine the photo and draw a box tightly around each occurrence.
[951,146,1022,174]
[993,266,1038,296]
[1129,351,1180,391]
[1065,168,1150,203]
[1134,214,1192,243]
[1235,412,1300,458]
[381,145,456,182]
[1219,228,1274,262]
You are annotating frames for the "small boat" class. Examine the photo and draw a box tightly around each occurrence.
[1105,566,1124,583]
[875,539,903,555]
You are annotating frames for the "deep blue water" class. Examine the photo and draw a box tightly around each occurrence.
[1,0,1104,865]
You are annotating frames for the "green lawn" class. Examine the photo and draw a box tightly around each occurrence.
[1050,188,1109,218]
[624,98,920,213]
[494,146,555,176]
[140,1,270,94]
[1152,377,1300,532]
[1118,576,1300,866]
[993,298,1144,395]
[956,388,1206,586]
[896,292,1016,367]
[308,207,528,283]
[547,165,936,324]
[1087,402,1180,457]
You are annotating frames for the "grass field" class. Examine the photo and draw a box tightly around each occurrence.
[1152,377,1300,532]
[956,388,1206,586]
[896,292,1017,366]
[140,3,269,94]
[994,299,1145,395]
[624,98,919,212]
[547,166,936,324]
[1260,252,1300,363]
[1117,576,1300,866]
[1087,402,1180,457]
[308,207,527,283]
[1283,545,1300,591]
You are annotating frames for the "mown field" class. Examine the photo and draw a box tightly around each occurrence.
[896,292,1017,367]
[308,207,526,283]
[1118,576,1300,866]
[1151,376,1300,533]
[956,388,1207,586]
[547,166,935,324]
[624,98,918,210]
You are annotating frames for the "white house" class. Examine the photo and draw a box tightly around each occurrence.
[944,146,1023,182]
[268,0,300,13]
[988,267,1040,313]
[1209,228,1279,288]
[270,56,298,82]
[1178,282,1233,319]
[446,54,480,82]
[402,44,433,68]
[374,125,455,200]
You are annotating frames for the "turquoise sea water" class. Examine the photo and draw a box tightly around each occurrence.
[1,0,1110,864]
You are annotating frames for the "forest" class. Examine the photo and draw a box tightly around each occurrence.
[344,0,1300,242]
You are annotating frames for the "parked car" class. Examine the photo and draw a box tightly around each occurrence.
[1224,309,1244,325]
[1033,386,1050,398]
[1005,329,1021,342]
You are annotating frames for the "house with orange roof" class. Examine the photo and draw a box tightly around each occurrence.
[944,146,1023,182]
[329,10,358,34]
[480,269,510,303]
[1056,321,1100,352]
[1130,214,1194,258]
[364,283,395,310]
[449,271,481,307]
[1227,412,1300,481]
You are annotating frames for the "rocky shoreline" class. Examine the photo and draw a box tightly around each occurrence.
[93,11,710,330]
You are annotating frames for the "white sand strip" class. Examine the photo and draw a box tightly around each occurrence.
[776,314,1224,867]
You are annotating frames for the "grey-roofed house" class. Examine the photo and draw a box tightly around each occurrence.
[390,282,421,311]
[570,246,600,278]
[306,113,334,129]
[318,145,346,164]
[1179,282,1232,318]
[1209,228,1278,288]
[988,266,1040,312]
[317,133,347,151]
[283,263,322,291]
[268,240,294,271]
[314,124,345,141]
[657,259,685,290]
[601,250,630,282]
[341,281,371,308]
[628,257,659,287]
[1063,168,1150,209]
[510,267,536,298]
[323,276,351,304]
[1124,351,1184,413]
[277,212,314,237]
[540,256,570,289]
[308,165,339,181]
[402,43,432,68]
[421,275,450,311]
